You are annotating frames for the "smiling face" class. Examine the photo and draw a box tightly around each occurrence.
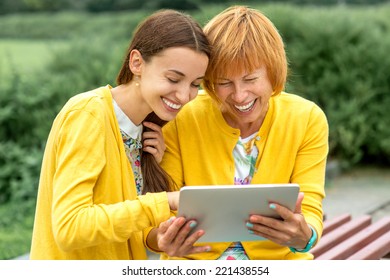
[202,6,288,136]
[137,47,209,122]
[214,65,273,136]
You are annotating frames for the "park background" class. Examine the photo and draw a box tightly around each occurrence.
[0,0,389,260]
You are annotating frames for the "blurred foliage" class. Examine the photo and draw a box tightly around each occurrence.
[1,2,390,259]
[265,4,390,168]
[0,199,35,260]
[1,0,389,14]
[0,11,148,39]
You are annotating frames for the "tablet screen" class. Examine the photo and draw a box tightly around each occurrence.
[177,184,299,243]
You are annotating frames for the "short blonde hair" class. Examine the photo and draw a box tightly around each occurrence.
[203,6,287,98]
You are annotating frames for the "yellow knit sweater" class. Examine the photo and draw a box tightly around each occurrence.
[159,91,329,260]
[30,85,170,259]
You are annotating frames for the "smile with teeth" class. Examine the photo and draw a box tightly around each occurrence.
[234,100,256,112]
[162,98,182,110]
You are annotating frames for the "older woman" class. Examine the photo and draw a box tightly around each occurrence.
[151,6,328,260]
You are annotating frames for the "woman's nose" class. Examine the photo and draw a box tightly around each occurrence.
[231,83,248,103]
[175,86,192,105]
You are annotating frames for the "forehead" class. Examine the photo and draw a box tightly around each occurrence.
[148,47,208,74]
[215,53,264,76]
[216,62,265,80]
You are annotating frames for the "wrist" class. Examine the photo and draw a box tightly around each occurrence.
[167,191,179,211]
[146,228,163,253]
[289,225,317,253]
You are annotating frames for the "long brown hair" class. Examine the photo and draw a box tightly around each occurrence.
[116,10,211,194]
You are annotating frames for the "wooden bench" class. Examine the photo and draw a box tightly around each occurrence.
[310,213,390,260]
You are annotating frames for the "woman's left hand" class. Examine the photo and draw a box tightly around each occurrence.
[156,217,211,257]
[142,121,166,163]
[246,192,313,249]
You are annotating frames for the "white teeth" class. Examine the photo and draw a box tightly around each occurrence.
[234,100,255,112]
[162,98,182,110]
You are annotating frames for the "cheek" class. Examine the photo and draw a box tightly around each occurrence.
[251,84,272,101]
[190,90,198,101]
[257,80,274,97]
[259,89,273,101]
[144,80,169,96]
[214,87,229,102]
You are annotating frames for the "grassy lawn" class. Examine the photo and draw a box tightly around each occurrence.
[0,39,67,82]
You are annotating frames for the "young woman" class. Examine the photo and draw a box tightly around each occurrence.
[30,9,211,260]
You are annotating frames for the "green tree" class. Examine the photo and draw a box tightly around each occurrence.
[144,0,199,11]
[22,0,69,11]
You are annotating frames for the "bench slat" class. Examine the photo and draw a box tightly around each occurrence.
[347,230,390,260]
[315,217,390,260]
[311,215,371,258]
[322,213,352,235]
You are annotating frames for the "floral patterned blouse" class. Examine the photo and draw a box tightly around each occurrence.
[112,99,143,195]
[218,132,259,260]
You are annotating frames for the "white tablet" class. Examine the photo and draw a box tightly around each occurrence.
[177,183,299,243]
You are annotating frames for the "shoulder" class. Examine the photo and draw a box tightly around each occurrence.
[277,92,316,108]
[65,86,110,110]
[275,92,327,120]
[184,89,213,110]
[51,86,113,133]
[60,86,112,120]
[175,89,215,120]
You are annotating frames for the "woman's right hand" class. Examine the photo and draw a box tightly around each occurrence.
[156,217,210,257]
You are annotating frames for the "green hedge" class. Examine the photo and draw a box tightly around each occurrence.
[266,4,390,167]
[0,11,147,39]
[0,37,124,258]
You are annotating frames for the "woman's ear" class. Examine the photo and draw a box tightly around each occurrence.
[129,49,143,75]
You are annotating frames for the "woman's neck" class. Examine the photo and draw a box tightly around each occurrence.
[111,83,150,125]
[237,122,263,138]
[222,106,268,138]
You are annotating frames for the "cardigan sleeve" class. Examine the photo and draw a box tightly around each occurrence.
[291,104,329,241]
[51,107,170,251]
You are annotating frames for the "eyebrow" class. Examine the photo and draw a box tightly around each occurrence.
[218,72,260,80]
[168,69,204,80]
[168,69,185,77]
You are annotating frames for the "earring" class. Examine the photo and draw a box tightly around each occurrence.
[134,76,140,87]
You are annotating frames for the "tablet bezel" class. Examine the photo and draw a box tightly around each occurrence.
[177,183,300,243]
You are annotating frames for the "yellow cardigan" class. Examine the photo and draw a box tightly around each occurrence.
[160,91,329,260]
[30,85,170,259]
